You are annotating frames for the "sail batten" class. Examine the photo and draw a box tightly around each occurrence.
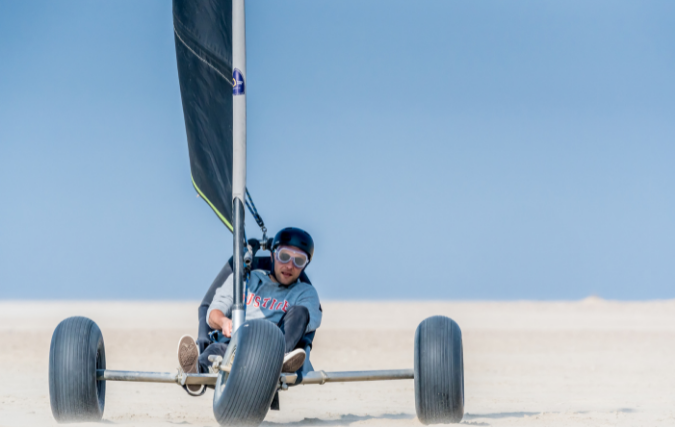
[173,30,234,87]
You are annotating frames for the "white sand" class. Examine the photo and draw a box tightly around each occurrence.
[1,299,675,426]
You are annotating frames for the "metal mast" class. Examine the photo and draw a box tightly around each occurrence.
[231,0,247,333]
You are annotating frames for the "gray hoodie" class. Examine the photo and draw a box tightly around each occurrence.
[207,269,322,334]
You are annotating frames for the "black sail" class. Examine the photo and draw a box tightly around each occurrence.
[173,0,234,231]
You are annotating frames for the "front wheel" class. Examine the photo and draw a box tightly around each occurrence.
[213,319,285,426]
[414,315,464,424]
[49,316,106,422]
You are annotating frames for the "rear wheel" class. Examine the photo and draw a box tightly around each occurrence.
[213,319,285,426]
[414,315,464,424]
[49,316,106,422]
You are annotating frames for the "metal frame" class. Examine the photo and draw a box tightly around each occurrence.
[231,0,248,334]
[96,369,413,388]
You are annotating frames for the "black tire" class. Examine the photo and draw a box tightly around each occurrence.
[49,316,106,423]
[414,315,464,424]
[213,319,285,426]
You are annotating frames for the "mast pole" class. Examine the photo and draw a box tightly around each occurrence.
[231,0,247,334]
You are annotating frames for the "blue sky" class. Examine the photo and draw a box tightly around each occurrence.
[1,1,673,300]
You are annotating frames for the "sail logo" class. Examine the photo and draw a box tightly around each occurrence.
[233,69,245,96]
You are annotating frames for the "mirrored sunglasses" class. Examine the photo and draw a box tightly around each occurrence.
[275,248,308,269]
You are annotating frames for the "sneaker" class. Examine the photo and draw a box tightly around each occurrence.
[177,335,204,395]
[282,348,306,373]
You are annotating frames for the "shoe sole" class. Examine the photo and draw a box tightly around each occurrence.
[177,335,202,393]
[282,349,306,373]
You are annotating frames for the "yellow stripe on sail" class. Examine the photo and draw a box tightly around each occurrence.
[191,176,234,232]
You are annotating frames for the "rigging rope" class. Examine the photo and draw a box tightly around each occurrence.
[245,188,267,241]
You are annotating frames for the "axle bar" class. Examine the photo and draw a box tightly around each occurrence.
[96,370,218,385]
[97,370,177,383]
[96,368,414,387]
[281,369,414,386]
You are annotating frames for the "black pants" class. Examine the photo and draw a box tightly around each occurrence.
[198,305,310,373]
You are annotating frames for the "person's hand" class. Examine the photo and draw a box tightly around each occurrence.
[221,317,233,338]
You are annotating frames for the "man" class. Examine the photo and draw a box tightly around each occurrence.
[177,227,322,394]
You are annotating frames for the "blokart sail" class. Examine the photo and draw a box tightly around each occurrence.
[173,0,235,231]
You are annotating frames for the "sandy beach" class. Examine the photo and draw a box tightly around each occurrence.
[1,299,675,426]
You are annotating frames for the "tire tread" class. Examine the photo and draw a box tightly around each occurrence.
[49,316,106,422]
[213,319,285,426]
[414,315,464,424]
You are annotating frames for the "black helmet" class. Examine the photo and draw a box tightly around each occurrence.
[271,227,314,261]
